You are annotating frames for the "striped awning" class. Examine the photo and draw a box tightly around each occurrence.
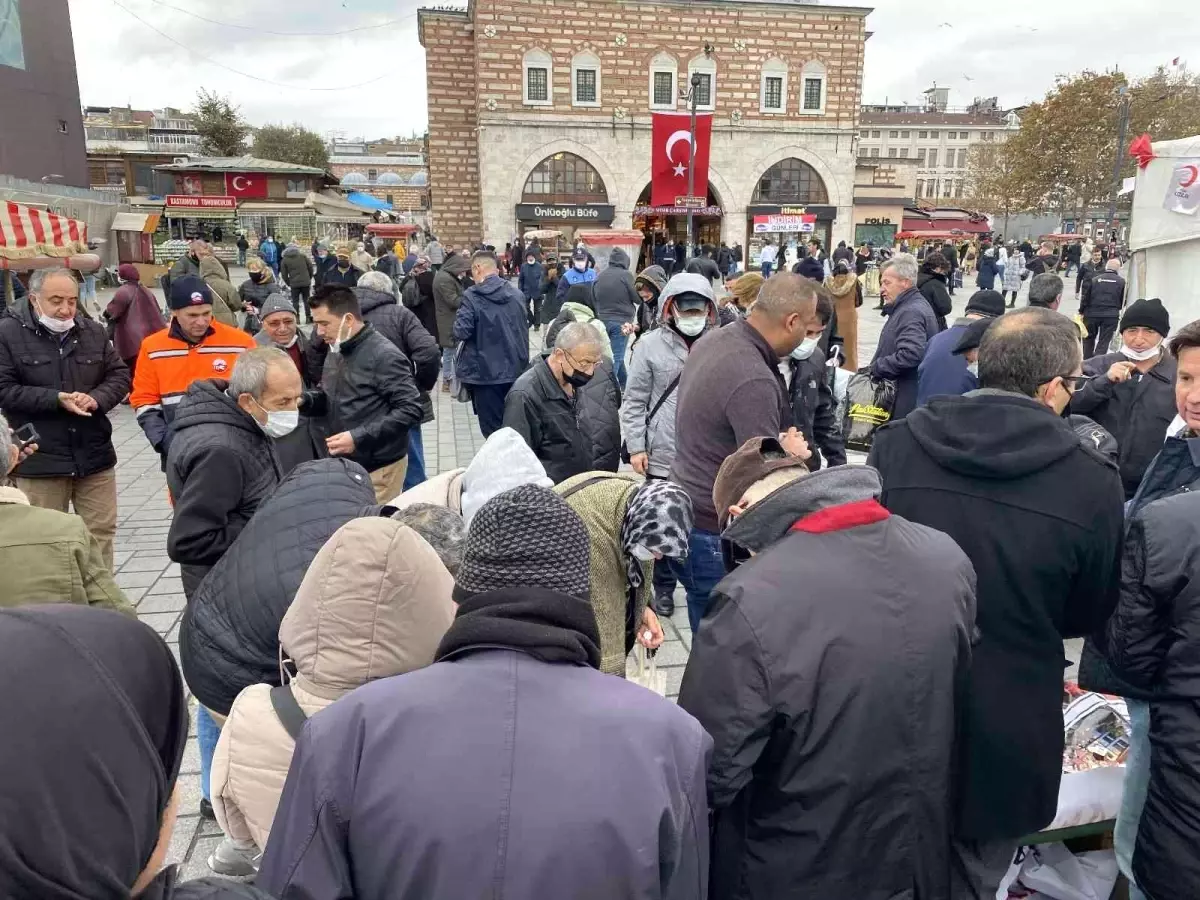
[112,212,161,233]
[0,201,90,260]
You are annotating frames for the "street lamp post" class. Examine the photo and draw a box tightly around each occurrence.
[684,72,702,261]
[1106,85,1131,240]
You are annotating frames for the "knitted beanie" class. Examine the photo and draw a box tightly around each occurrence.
[455,485,591,599]
[1119,297,1170,337]
[258,292,296,320]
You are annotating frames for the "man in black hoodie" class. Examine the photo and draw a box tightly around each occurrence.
[593,247,640,388]
[868,306,1124,899]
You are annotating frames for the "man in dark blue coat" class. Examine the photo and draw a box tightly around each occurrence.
[917,289,1005,407]
[870,253,939,420]
[453,250,531,436]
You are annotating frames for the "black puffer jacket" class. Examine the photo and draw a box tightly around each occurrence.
[354,286,441,424]
[575,359,621,473]
[917,268,953,332]
[1072,351,1177,498]
[1081,270,1125,319]
[501,357,595,484]
[237,275,285,310]
[305,324,424,473]
[165,380,283,599]
[0,298,130,478]
[1103,433,1200,900]
[179,458,379,716]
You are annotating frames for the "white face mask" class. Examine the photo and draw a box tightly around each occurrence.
[790,336,820,360]
[252,398,299,438]
[1120,343,1161,362]
[966,361,979,377]
[674,314,707,337]
[573,261,587,272]
[631,544,657,562]
[34,300,74,334]
[326,315,353,355]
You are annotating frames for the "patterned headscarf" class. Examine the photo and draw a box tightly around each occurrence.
[621,480,694,591]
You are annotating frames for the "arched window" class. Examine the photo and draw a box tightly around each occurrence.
[523,48,553,106]
[799,60,827,114]
[571,50,601,107]
[760,58,787,114]
[649,51,677,111]
[752,158,829,204]
[521,152,608,204]
[687,53,716,111]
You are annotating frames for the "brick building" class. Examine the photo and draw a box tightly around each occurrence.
[418,0,870,264]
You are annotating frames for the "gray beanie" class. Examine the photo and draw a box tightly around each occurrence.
[258,292,296,319]
[455,485,591,599]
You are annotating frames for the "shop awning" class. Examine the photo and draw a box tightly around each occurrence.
[164,205,237,221]
[346,192,394,211]
[634,204,723,217]
[111,212,161,233]
[901,217,989,234]
[235,204,315,218]
[0,201,90,261]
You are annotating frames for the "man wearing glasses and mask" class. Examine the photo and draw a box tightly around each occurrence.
[868,306,1124,899]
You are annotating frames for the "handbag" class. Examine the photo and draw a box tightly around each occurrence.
[620,373,682,464]
[449,341,472,403]
[269,684,308,740]
[842,371,896,452]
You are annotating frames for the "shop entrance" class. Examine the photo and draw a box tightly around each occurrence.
[745,158,832,271]
[632,183,723,271]
[516,152,613,261]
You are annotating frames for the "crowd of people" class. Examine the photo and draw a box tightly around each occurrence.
[0,224,1196,900]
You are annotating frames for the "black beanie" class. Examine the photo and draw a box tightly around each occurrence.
[1120,298,1170,337]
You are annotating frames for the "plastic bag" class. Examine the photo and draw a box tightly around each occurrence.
[242,312,262,336]
[1004,843,1118,900]
[842,372,896,452]
[449,342,471,403]
[629,643,667,697]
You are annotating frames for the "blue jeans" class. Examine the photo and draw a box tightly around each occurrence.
[664,527,726,636]
[197,705,221,802]
[1115,699,1150,900]
[81,274,96,303]
[237,248,247,266]
[604,320,628,389]
[404,426,427,491]
[442,347,455,384]
[761,261,773,277]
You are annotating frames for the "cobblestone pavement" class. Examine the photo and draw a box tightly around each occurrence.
[105,266,1053,877]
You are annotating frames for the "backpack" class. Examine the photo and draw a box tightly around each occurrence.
[401,274,421,309]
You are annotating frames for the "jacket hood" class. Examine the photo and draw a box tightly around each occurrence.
[904,391,1083,479]
[796,257,825,281]
[171,379,263,437]
[279,517,456,701]
[354,286,395,315]
[722,465,883,551]
[471,273,515,302]
[564,282,596,311]
[7,296,39,329]
[441,253,470,277]
[635,265,668,296]
[607,247,631,270]
[281,246,305,260]
[659,273,717,323]
[199,256,226,280]
[561,300,597,322]
[918,269,947,285]
[460,427,553,525]
[826,272,858,298]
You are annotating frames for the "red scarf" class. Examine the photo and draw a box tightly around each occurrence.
[790,498,889,535]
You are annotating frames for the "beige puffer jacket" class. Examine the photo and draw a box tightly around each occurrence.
[210,516,456,851]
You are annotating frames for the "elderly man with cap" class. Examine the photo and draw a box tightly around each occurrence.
[917,289,1006,406]
[1073,297,1177,499]
[130,275,256,466]
[258,484,712,900]
[321,244,361,288]
[679,436,976,900]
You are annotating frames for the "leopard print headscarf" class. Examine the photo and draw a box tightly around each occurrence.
[621,480,694,592]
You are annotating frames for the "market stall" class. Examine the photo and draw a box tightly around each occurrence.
[365,222,421,257]
[575,229,644,275]
[161,194,238,247]
[0,201,100,298]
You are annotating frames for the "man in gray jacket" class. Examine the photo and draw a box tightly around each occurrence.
[593,247,641,388]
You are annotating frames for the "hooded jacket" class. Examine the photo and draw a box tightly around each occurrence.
[165,379,283,599]
[212,517,455,851]
[519,259,544,298]
[453,273,530,385]
[593,248,640,323]
[105,278,166,361]
[199,256,240,327]
[0,297,130,478]
[179,458,380,716]
[621,274,717,478]
[868,391,1124,840]
[279,245,314,289]
[352,285,441,424]
[870,286,939,421]
[974,252,1000,291]
[917,267,953,331]
[680,466,976,900]
[432,252,471,349]
[1072,350,1177,498]
[544,285,615,360]
[634,265,668,333]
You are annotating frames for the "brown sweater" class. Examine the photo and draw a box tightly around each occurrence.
[669,319,792,531]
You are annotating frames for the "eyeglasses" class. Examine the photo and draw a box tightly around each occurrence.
[1058,374,1094,393]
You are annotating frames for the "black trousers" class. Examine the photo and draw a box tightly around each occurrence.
[470,382,513,437]
[1083,317,1118,359]
[525,293,542,326]
[647,473,679,599]
[290,285,311,322]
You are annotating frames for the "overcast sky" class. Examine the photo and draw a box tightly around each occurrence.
[69,0,1195,140]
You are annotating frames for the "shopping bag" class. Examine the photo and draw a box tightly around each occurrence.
[842,372,896,452]
[1073,314,1089,339]
[629,643,667,697]
[449,342,471,403]
[1006,843,1118,900]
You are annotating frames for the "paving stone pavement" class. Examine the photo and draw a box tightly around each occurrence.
[106,267,1052,877]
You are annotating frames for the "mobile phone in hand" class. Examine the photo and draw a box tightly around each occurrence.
[13,423,39,453]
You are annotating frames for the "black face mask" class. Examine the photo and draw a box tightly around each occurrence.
[564,368,593,389]
[249,272,264,283]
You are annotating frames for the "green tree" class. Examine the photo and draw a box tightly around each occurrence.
[251,124,330,169]
[190,89,249,157]
[964,140,1033,236]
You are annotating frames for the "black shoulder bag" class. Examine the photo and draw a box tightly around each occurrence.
[620,373,682,464]
[270,684,309,740]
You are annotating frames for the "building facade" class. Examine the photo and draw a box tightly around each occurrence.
[328,138,431,217]
[84,106,203,197]
[0,0,88,187]
[850,158,917,247]
[418,0,870,261]
[857,88,1020,204]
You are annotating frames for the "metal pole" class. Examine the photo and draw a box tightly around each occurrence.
[1106,90,1130,236]
[686,73,700,261]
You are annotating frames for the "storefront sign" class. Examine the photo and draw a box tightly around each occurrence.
[746,204,837,221]
[675,196,706,208]
[164,195,237,210]
[634,205,723,217]
[516,203,615,224]
[753,214,816,234]
[864,217,892,225]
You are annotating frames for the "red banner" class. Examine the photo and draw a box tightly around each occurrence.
[650,112,712,208]
[225,173,269,199]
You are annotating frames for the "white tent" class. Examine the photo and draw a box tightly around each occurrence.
[1127,135,1200,328]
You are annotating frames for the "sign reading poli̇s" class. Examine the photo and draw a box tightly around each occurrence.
[753,213,817,234]
[1163,159,1200,216]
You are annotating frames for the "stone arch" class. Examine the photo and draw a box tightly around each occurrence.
[743,146,843,209]
[508,140,620,214]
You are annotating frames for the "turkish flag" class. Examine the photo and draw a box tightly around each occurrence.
[225,173,268,199]
[651,112,712,207]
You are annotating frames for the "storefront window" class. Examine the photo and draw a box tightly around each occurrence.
[751,158,829,205]
[521,152,608,204]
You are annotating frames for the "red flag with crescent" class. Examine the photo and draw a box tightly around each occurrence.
[651,112,713,207]
[225,173,268,199]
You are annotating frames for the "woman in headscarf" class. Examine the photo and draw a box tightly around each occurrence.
[105,264,165,378]
[0,604,272,899]
[554,474,693,675]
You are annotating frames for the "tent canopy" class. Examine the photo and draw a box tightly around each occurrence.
[1129,135,1200,252]
[0,201,90,261]
[346,192,394,211]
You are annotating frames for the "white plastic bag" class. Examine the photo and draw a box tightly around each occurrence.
[1004,844,1118,900]
[629,643,667,697]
